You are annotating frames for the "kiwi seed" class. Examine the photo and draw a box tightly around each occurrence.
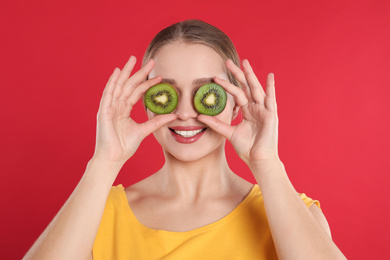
[144,83,178,114]
[194,83,227,116]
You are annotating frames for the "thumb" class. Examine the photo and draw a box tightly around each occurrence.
[197,114,235,141]
[140,114,177,139]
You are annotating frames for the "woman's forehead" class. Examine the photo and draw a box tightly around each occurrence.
[149,42,228,82]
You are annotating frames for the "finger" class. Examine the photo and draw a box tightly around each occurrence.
[120,58,156,102]
[126,75,162,108]
[242,59,266,105]
[213,76,249,107]
[139,114,177,139]
[100,67,121,110]
[197,114,236,142]
[226,59,253,103]
[113,56,137,99]
[265,73,277,111]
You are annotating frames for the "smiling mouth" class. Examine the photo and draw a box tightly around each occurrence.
[169,128,207,138]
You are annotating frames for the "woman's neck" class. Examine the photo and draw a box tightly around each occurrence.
[156,143,237,202]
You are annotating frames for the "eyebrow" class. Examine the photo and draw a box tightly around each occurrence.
[161,77,214,86]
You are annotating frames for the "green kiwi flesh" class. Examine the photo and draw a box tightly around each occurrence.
[194,83,227,116]
[144,83,178,114]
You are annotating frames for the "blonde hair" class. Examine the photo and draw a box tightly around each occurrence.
[142,19,241,87]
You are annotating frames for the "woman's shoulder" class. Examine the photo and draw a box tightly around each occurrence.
[102,174,160,211]
[124,173,161,203]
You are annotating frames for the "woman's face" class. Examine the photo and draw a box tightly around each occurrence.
[147,41,237,162]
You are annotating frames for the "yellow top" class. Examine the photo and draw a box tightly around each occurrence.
[93,184,320,260]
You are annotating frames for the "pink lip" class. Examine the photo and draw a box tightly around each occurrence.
[169,126,207,144]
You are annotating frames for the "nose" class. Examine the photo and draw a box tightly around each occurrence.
[174,92,198,120]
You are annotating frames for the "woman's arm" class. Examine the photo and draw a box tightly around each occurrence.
[249,159,345,260]
[23,56,176,260]
[198,59,346,260]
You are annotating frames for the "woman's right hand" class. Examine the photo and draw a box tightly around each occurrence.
[92,56,177,165]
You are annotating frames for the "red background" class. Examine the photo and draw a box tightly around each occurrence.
[1,0,389,259]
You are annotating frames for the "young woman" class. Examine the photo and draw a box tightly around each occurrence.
[24,20,346,260]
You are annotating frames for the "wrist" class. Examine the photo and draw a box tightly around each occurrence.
[84,156,124,183]
[248,157,286,182]
[90,153,126,168]
[247,155,282,171]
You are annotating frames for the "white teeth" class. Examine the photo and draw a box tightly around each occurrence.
[173,129,204,138]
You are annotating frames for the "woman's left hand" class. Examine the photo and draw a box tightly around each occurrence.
[198,59,279,167]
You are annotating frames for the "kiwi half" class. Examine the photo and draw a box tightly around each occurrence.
[194,83,227,116]
[144,83,178,114]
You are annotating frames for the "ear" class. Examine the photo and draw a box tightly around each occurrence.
[232,105,240,120]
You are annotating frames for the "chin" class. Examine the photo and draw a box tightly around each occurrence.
[167,152,203,162]
[163,141,225,163]
[169,150,205,162]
